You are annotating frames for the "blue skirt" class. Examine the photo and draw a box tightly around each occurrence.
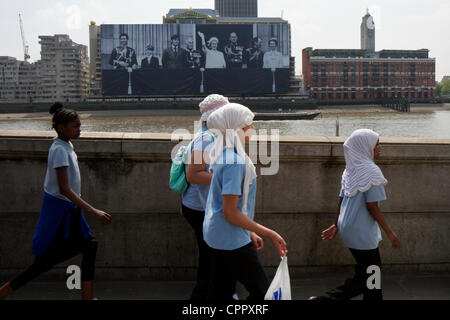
[31,192,93,256]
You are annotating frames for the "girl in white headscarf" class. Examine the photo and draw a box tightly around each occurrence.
[311,129,400,301]
[203,103,287,301]
[181,94,230,301]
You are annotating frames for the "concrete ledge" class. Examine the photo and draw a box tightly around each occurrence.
[0,130,449,279]
[1,130,449,160]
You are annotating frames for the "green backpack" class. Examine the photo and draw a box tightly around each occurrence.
[169,131,215,194]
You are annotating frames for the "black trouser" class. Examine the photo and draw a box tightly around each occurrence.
[181,204,211,301]
[207,242,269,301]
[325,247,383,300]
[182,204,237,301]
[9,209,98,291]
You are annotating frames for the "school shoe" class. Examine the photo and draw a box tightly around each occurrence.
[324,278,364,300]
[309,277,364,301]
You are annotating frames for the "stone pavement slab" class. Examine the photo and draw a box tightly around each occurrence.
[2,272,449,300]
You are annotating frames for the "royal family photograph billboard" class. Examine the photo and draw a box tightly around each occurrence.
[101,24,291,96]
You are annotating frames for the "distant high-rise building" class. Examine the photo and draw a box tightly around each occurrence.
[215,0,258,17]
[2,34,91,103]
[37,34,89,103]
[361,9,375,52]
[89,21,102,96]
[0,56,20,102]
[0,56,37,103]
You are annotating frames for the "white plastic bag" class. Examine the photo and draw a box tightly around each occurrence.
[264,255,291,300]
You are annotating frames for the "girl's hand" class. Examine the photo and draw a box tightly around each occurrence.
[321,224,338,241]
[268,230,288,257]
[388,232,400,249]
[251,232,264,251]
[92,209,113,225]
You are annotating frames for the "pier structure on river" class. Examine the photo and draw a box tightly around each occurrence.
[379,97,410,112]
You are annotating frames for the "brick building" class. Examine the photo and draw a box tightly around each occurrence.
[302,10,436,102]
[302,48,436,102]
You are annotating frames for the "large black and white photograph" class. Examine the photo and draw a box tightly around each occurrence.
[101,24,290,96]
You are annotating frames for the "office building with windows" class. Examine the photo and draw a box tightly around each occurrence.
[302,48,435,102]
[0,56,38,103]
[89,22,102,96]
[37,34,90,102]
[215,0,258,17]
[1,35,89,103]
[302,11,436,102]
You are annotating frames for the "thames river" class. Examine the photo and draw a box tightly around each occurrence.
[1,104,449,139]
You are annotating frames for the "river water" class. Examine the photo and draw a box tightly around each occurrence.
[1,106,449,139]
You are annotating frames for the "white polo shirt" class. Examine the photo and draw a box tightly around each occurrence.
[44,138,81,202]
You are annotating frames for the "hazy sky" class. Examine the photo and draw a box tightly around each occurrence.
[1,0,449,81]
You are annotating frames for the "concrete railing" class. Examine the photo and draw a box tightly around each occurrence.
[0,130,449,280]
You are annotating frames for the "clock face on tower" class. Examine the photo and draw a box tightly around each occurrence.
[366,16,375,30]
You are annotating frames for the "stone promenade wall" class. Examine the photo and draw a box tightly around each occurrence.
[0,131,449,280]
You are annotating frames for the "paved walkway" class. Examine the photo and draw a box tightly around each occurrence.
[2,271,449,300]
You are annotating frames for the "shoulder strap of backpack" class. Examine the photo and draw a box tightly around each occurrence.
[197,129,216,141]
[189,130,216,153]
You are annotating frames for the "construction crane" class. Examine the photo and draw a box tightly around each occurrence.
[19,13,30,62]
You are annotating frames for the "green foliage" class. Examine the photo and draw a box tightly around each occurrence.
[441,79,450,96]
[436,83,442,96]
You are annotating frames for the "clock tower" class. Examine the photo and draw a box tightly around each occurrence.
[361,9,375,52]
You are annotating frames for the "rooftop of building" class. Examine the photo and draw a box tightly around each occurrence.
[303,47,430,59]
[166,8,219,18]
[0,56,18,61]
[38,34,71,39]
[217,16,286,22]
[165,8,287,23]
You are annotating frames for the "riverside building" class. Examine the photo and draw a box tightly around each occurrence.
[0,56,37,103]
[0,35,89,103]
[37,34,89,103]
[89,22,102,96]
[302,11,436,102]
